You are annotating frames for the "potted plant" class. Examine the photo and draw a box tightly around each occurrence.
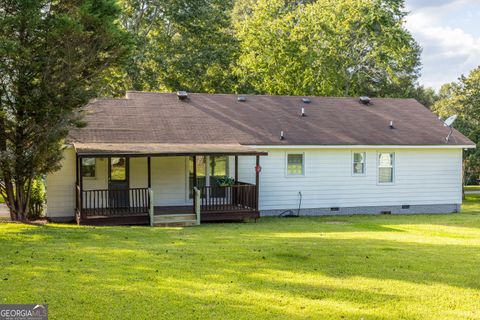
[216,176,235,187]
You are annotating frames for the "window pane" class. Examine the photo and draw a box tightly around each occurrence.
[210,156,228,197]
[210,156,227,178]
[287,154,304,175]
[82,158,96,177]
[189,156,206,198]
[353,163,364,174]
[378,153,394,183]
[353,152,365,174]
[379,153,393,167]
[379,167,393,183]
[353,152,364,163]
[111,157,126,181]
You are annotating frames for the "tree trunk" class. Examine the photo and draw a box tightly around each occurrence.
[2,175,31,222]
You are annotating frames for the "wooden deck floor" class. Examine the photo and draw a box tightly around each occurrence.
[80,205,259,225]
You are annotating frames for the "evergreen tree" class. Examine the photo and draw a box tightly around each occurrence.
[0,0,130,220]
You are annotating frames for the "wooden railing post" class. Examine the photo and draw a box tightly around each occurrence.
[148,188,154,227]
[75,185,81,224]
[79,155,85,220]
[255,155,260,211]
[194,187,201,225]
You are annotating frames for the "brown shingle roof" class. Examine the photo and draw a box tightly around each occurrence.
[68,92,474,147]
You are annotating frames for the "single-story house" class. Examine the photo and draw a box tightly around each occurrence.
[45,92,475,226]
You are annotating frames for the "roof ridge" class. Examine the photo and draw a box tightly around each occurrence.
[124,91,421,101]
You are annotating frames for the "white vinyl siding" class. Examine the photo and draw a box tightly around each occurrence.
[238,148,463,211]
[45,148,77,218]
[46,147,464,218]
[150,157,189,206]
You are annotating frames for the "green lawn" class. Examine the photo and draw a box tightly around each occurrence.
[1,197,480,319]
[465,185,480,191]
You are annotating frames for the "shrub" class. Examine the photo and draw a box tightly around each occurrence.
[28,178,45,220]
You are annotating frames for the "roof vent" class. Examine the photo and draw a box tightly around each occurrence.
[177,91,188,100]
[359,96,371,105]
[280,131,285,140]
[302,98,311,104]
[389,121,395,129]
[301,107,306,117]
[237,96,246,102]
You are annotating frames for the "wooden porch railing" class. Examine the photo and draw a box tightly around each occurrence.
[78,187,150,217]
[196,182,257,213]
[75,182,257,221]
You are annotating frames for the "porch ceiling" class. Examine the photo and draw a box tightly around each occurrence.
[73,142,268,157]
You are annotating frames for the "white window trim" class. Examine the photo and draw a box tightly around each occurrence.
[351,151,366,176]
[285,152,306,177]
[377,152,395,185]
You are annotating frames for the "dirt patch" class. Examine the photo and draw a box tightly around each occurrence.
[0,218,48,225]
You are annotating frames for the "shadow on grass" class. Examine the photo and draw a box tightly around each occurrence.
[1,211,480,319]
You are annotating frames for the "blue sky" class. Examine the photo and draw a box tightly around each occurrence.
[404,0,480,90]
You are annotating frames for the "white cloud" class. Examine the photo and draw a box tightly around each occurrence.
[406,0,472,10]
[405,1,480,90]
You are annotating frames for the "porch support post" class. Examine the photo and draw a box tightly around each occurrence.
[147,157,151,188]
[192,155,197,215]
[234,155,238,183]
[75,154,79,187]
[192,155,197,188]
[75,153,79,223]
[79,155,84,220]
[255,155,260,211]
[148,188,154,227]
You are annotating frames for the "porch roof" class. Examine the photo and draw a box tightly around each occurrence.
[73,142,267,157]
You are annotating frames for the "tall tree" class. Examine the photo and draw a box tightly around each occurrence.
[410,85,438,109]
[432,67,480,186]
[233,0,421,97]
[0,0,129,221]
[115,0,238,94]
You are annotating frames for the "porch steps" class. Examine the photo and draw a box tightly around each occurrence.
[153,213,197,227]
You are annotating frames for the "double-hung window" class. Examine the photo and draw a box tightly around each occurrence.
[353,152,366,175]
[287,153,305,176]
[378,153,394,183]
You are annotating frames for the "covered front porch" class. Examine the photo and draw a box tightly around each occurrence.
[73,143,266,226]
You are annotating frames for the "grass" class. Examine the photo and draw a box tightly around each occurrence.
[1,197,480,319]
[465,185,480,191]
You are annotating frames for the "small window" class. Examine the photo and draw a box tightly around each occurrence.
[378,152,394,183]
[287,153,304,176]
[81,158,96,178]
[353,152,366,175]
